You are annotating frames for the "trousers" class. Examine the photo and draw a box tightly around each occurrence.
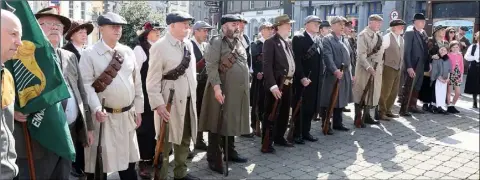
[379,66,401,115]
[435,80,448,109]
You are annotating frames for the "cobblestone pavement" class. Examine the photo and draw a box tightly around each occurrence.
[95,94,479,180]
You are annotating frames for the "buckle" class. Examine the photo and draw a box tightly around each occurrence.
[112,108,122,113]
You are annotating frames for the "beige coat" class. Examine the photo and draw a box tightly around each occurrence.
[353,27,385,106]
[147,32,198,145]
[79,41,143,173]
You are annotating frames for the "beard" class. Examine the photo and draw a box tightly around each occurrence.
[225,28,240,39]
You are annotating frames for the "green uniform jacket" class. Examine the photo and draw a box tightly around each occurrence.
[199,34,250,136]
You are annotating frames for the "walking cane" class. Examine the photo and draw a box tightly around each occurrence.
[22,122,36,180]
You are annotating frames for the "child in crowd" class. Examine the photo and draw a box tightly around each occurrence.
[431,45,451,114]
[446,41,464,113]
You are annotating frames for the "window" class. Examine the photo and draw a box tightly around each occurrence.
[69,1,73,18]
[229,1,233,10]
[249,1,254,9]
[81,2,86,19]
[416,1,426,14]
[324,5,335,19]
[266,1,271,7]
[344,4,358,16]
[368,2,382,16]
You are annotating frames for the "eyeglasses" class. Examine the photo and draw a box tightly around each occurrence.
[39,22,64,28]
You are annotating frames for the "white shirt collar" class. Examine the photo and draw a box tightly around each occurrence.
[101,39,116,52]
[72,43,83,52]
[259,37,266,43]
[305,31,316,40]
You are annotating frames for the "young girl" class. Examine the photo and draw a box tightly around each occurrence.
[431,46,451,114]
[447,41,464,113]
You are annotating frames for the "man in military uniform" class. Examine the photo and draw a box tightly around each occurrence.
[147,12,199,180]
[320,16,353,135]
[79,12,143,180]
[377,19,406,120]
[291,15,323,144]
[199,14,249,174]
[1,9,22,180]
[250,22,274,137]
[262,14,296,153]
[352,15,384,127]
[190,21,214,151]
[399,13,428,116]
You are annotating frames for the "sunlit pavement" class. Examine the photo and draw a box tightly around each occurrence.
[75,81,479,180]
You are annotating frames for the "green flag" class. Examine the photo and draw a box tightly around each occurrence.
[1,1,75,161]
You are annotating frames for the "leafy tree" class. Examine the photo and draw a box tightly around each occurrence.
[118,1,165,48]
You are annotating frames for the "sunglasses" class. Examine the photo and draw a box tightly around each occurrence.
[449,31,456,34]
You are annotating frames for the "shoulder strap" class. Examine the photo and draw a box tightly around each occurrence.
[472,44,477,56]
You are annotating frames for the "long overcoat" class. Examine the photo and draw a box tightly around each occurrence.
[199,34,250,136]
[147,32,198,145]
[353,27,385,106]
[320,33,353,108]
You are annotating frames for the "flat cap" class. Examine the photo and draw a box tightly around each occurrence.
[97,12,127,26]
[192,21,214,31]
[320,20,331,28]
[221,14,241,25]
[460,26,468,32]
[166,11,194,25]
[236,14,248,24]
[304,15,322,24]
[368,14,383,21]
[389,19,406,27]
[259,22,274,31]
[433,25,447,35]
[329,16,348,25]
[273,14,295,27]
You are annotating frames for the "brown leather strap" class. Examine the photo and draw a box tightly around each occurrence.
[163,46,191,80]
[92,50,124,92]
[104,102,134,113]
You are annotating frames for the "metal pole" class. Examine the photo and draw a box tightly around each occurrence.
[308,0,312,15]
[217,1,223,30]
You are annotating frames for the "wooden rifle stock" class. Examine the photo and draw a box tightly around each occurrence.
[262,76,286,152]
[286,72,311,143]
[322,64,345,135]
[404,64,421,110]
[22,122,35,180]
[354,62,378,128]
[153,89,175,180]
[94,98,106,180]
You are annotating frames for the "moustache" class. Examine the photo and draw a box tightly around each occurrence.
[47,31,60,36]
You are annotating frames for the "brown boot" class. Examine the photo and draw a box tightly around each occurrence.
[408,91,424,114]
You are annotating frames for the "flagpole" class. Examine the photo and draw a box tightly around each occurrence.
[22,122,36,180]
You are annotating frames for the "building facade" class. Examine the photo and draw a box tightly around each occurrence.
[167,1,189,13]
[189,1,212,25]
[226,1,284,40]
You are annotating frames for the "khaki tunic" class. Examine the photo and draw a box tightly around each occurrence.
[147,32,198,145]
[199,34,250,136]
[79,41,143,173]
[353,27,385,106]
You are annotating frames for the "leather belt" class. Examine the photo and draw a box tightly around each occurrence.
[104,102,134,113]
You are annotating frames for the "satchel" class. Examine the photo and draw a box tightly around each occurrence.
[92,50,124,93]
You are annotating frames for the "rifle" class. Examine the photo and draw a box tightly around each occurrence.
[215,90,228,176]
[354,62,378,128]
[94,98,106,180]
[153,89,175,180]
[253,76,262,137]
[262,76,286,152]
[322,64,345,135]
[286,71,311,143]
[22,122,35,180]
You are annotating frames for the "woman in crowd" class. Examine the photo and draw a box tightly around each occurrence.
[464,31,480,109]
[446,41,464,113]
[419,25,447,113]
[445,27,457,43]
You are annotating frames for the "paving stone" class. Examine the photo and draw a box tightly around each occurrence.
[457,166,479,174]
[346,173,366,180]
[463,161,480,169]
[392,173,418,179]
[449,169,473,179]
[450,156,473,164]
[443,161,464,169]
[432,154,453,161]
[372,172,395,179]
[403,158,423,166]
[432,165,455,174]
[356,169,377,177]
[271,174,292,179]
[411,154,432,161]
[468,173,480,180]
[423,159,444,166]
[405,167,427,176]
[423,170,446,179]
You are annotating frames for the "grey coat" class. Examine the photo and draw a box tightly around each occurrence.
[430,57,451,85]
[1,67,18,179]
[320,33,353,108]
